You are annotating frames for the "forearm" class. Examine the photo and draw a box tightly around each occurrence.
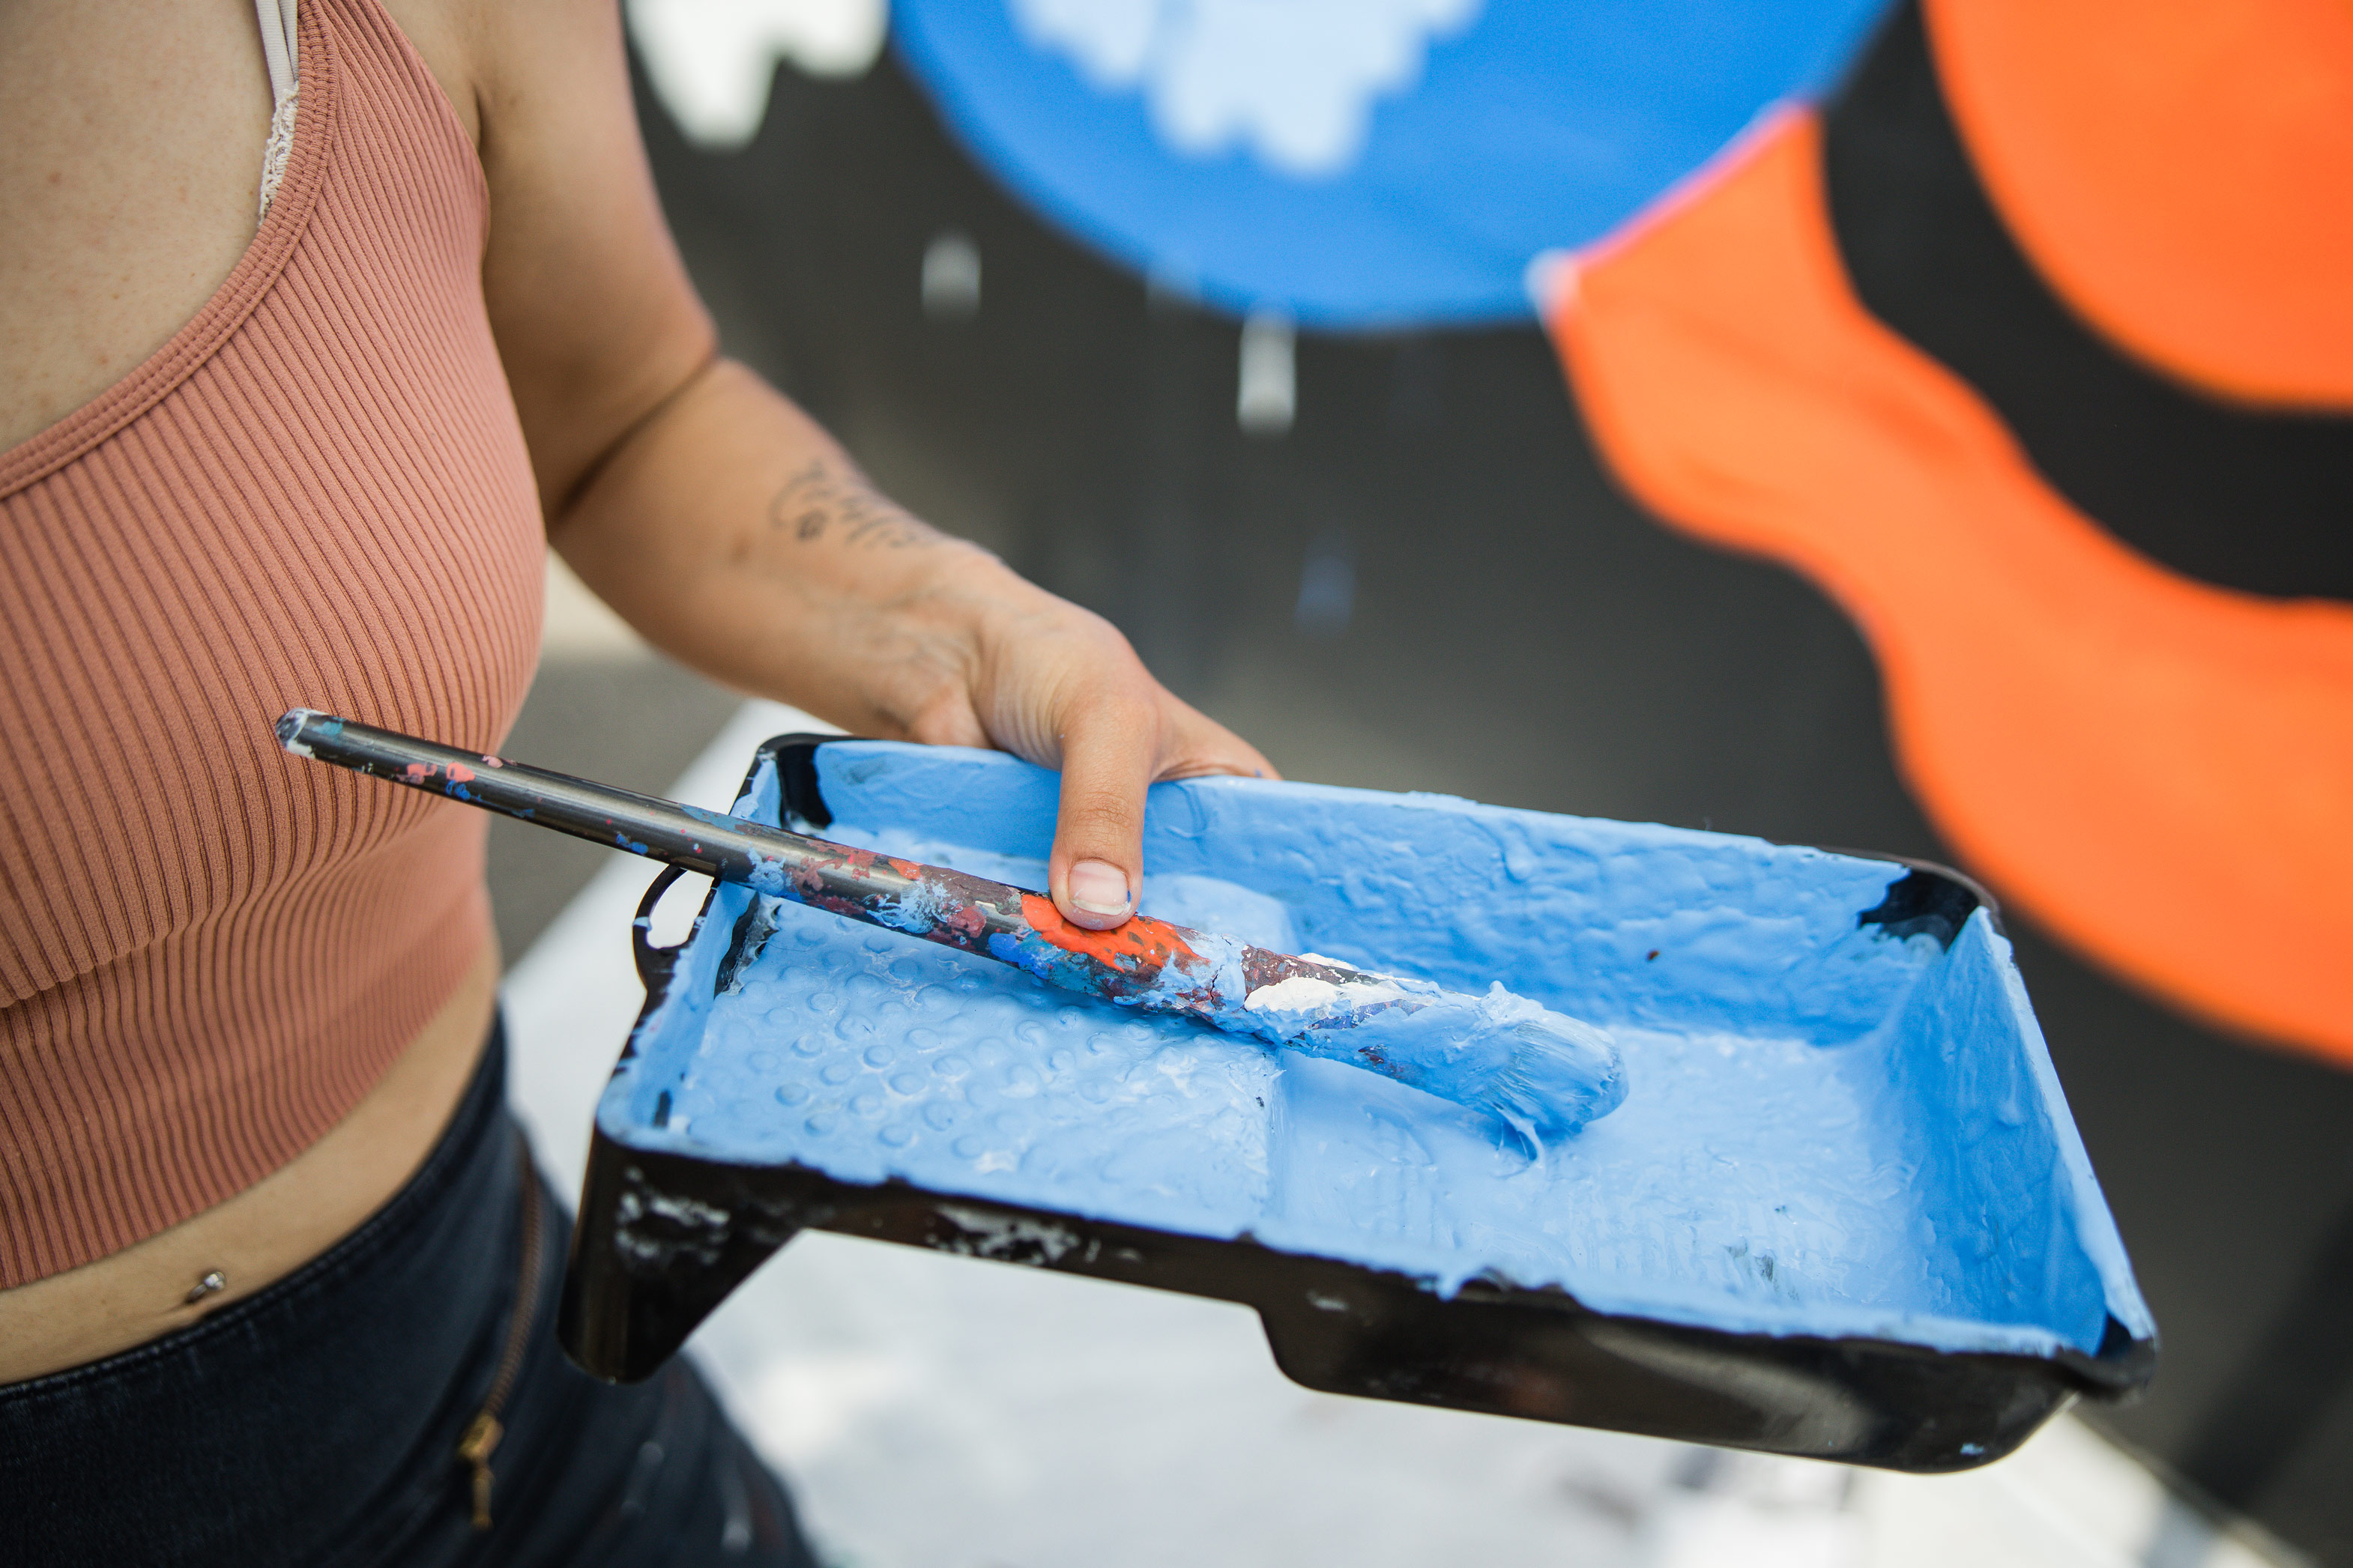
[547,358,1027,738]
[460,0,1269,927]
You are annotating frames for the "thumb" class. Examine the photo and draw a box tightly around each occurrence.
[1047,698,1157,931]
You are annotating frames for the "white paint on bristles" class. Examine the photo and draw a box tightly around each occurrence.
[1243,973,1398,1016]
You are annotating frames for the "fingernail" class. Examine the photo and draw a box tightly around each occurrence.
[1066,859,1132,924]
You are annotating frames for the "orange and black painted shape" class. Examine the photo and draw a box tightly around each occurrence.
[1544,55,2353,1065]
[1823,1,2353,604]
[1917,0,2353,412]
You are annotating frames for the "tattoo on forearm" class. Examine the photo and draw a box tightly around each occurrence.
[766,460,941,550]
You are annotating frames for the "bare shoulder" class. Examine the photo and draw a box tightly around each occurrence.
[427,0,719,517]
[379,0,641,159]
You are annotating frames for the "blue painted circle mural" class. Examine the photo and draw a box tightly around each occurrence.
[891,0,1892,327]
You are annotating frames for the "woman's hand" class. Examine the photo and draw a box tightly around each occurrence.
[548,366,1274,931]
[868,546,1276,929]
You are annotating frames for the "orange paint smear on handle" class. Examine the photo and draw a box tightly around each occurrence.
[1020,892,1204,976]
[1546,109,2353,1064]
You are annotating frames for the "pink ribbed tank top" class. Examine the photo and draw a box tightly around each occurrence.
[0,0,543,1286]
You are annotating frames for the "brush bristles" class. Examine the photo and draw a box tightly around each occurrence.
[1475,990,1628,1145]
[1240,976,1626,1145]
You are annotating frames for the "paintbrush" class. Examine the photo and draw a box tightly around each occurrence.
[276,709,1626,1142]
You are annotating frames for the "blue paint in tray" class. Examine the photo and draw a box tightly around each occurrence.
[600,742,2151,1361]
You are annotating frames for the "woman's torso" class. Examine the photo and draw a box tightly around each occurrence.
[0,0,540,1377]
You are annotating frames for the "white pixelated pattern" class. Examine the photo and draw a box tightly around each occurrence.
[627,0,886,148]
[1008,0,1483,178]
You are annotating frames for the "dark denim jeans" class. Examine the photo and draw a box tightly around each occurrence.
[0,1023,820,1568]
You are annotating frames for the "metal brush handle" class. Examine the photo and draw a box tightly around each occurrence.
[274,709,1365,1014]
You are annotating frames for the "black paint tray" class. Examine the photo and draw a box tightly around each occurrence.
[558,736,2156,1471]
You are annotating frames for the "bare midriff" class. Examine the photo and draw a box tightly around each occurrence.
[0,936,501,1386]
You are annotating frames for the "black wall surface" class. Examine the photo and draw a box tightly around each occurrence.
[629,40,2353,1563]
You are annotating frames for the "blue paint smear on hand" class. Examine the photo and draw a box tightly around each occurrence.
[604,742,2151,1360]
[891,0,1894,326]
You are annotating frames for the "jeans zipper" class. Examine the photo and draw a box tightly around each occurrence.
[455,1136,546,1531]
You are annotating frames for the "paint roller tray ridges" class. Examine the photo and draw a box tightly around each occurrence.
[562,738,2156,1471]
